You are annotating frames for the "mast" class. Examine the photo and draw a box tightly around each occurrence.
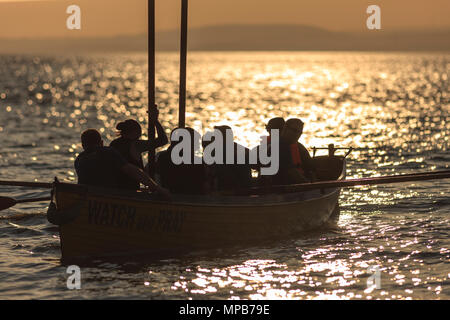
[148,0,156,177]
[179,0,188,128]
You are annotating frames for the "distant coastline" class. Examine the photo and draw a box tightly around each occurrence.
[0,25,449,53]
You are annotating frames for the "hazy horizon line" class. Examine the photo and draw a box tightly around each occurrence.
[0,24,448,53]
[1,23,449,41]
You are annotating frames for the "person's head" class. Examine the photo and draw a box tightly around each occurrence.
[266,117,285,134]
[281,118,304,143]
[170,127,201,161]
[116,119,142,140]
[170,127,197,145]
[214,125,233,144]
[212,125,235,162]
[81,129,103,151]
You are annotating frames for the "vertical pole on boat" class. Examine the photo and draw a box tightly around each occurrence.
[148,0,156,177]
[179,0,188,128]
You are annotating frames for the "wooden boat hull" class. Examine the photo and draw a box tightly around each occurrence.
[49,157,346,261]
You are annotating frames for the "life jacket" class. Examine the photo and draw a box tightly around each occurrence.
[290,143,304,175]
[268,135,304,175]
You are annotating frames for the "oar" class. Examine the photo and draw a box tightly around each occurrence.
[244,170,450,195]
[344,170,450,179]
[311,147,370,150]
[0,180,53,188]
[0,196,52,211]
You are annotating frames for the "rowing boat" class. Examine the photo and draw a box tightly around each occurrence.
[45,2,348,261]
[47,155,345,261]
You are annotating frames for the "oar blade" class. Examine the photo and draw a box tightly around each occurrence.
[0,196,18,211]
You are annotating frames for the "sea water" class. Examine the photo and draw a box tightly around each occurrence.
[0,52,448,299]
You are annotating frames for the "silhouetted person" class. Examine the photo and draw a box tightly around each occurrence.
[256,117,285,185]
[266,117,285,142]
[257,117,285,162]
[212,125,252,192]
[110,107,168,190]
[156,127,207,195]
[277,119,316,184]
[74,129,169,198]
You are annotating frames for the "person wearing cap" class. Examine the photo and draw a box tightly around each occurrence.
[277,118,316,184]
[74,129,170,198]
[110,106,168,190]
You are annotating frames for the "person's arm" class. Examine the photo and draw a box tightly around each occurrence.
[154,121,169,147]
[108,147,169,197]
[298,144,317,181]
[74,156,81,184]
[121,164,157,190]
[297,144,312,167]
[121,164,171,198]
[134,121,169,153]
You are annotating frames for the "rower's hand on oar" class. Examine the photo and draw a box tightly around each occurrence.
[148,104,159,121]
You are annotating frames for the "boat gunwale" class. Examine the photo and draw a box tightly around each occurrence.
[56,185,341,208]
[55,159,346,208]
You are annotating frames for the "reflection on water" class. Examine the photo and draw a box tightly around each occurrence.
[0,52,449,299]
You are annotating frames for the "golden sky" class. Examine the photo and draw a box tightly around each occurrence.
[0,0,449,38]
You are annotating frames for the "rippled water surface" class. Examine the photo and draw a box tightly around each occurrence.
[0,52,449,299]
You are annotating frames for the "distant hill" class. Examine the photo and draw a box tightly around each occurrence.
[0,25,449,53]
